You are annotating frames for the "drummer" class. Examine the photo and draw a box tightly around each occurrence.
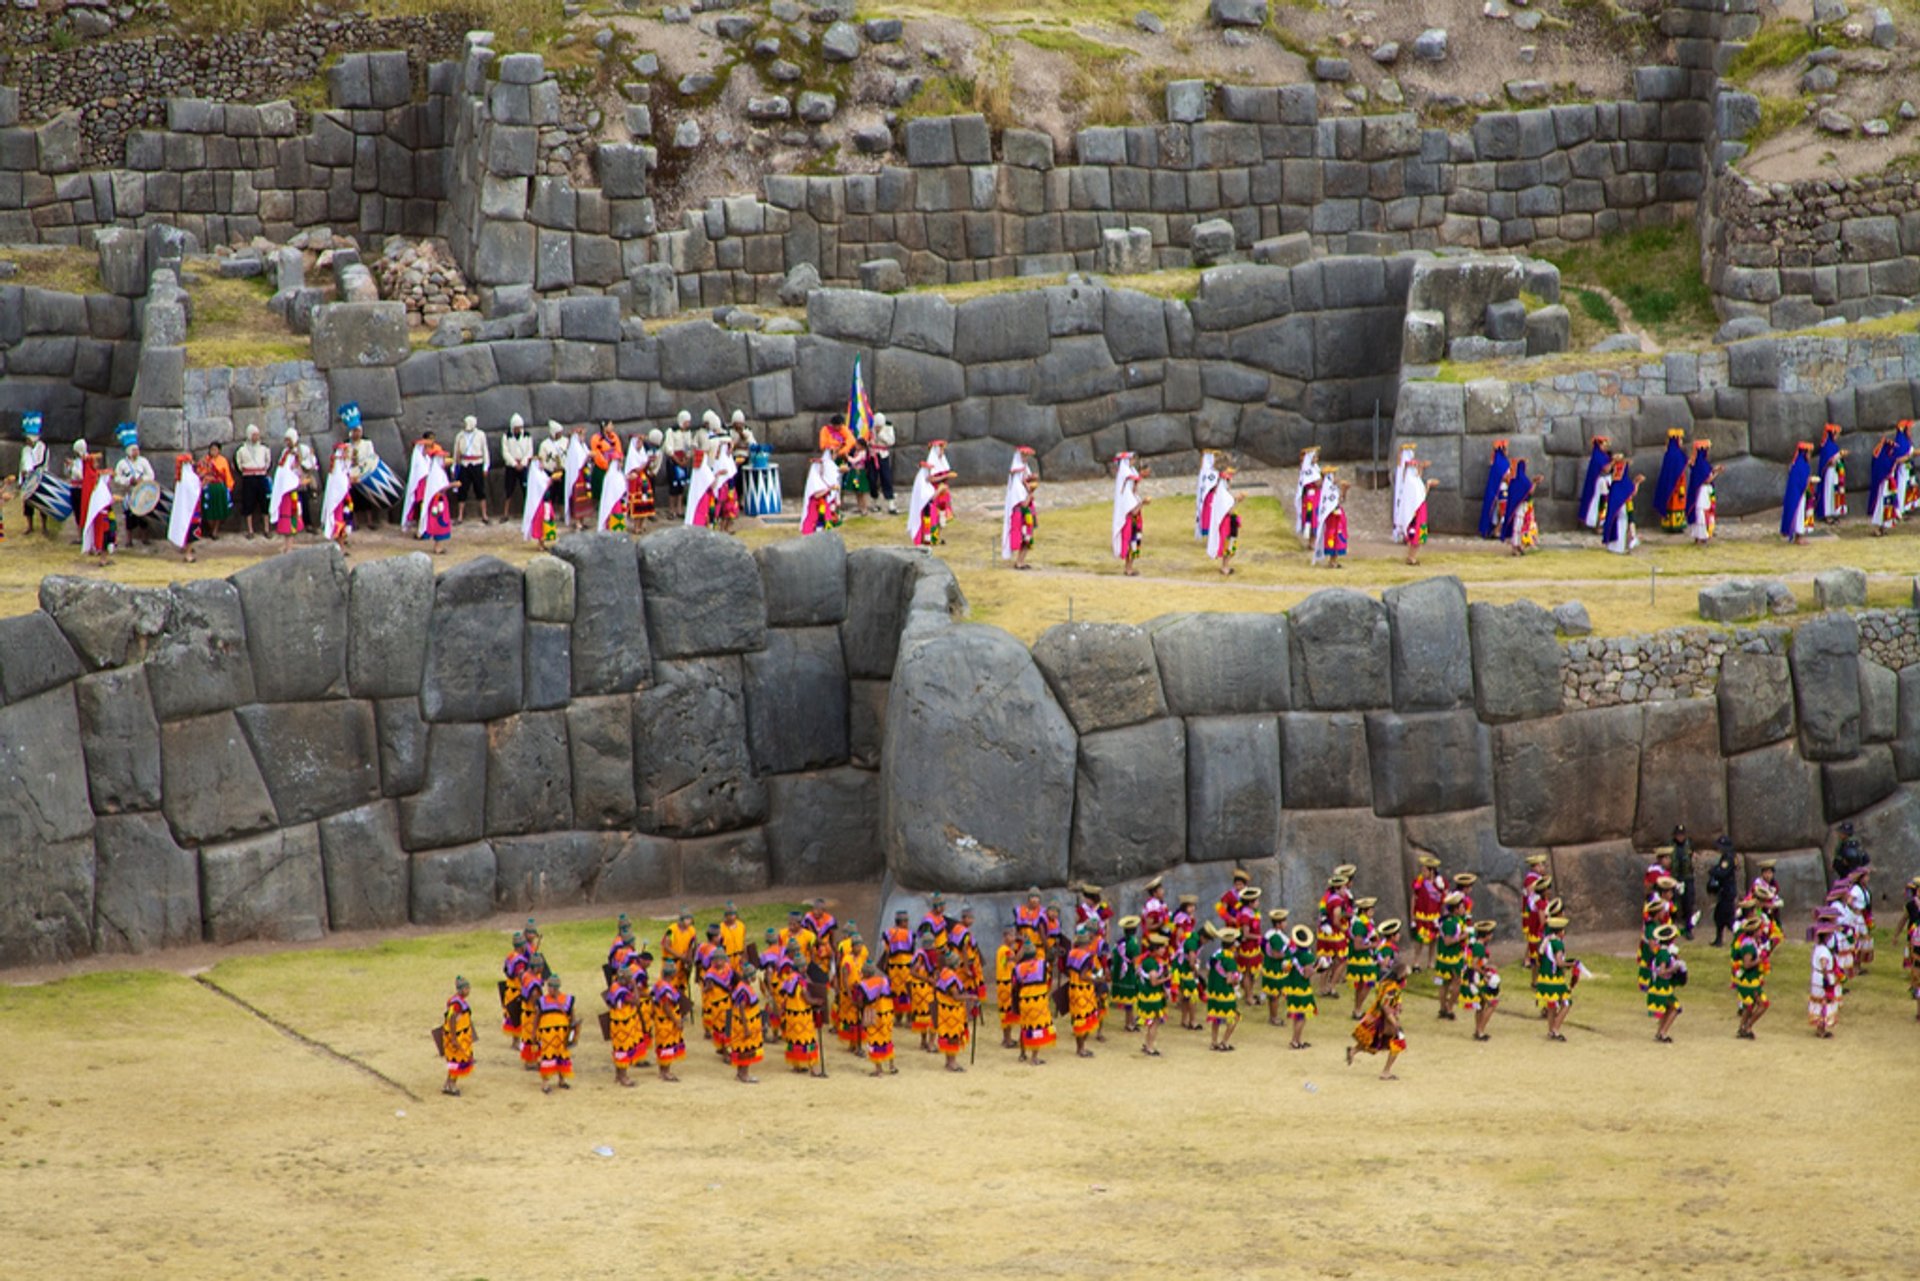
[65,439,89,543]
[235,424,271,538]
[728,410,756,505]
[344,418,382,530]
[289,429,321,533]
[18,413,53,536]
[112,428,157,547]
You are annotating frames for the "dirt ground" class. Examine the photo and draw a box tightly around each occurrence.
[3,896,1915,1277]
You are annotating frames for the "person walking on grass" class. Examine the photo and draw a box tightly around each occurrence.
[440,976,474,1096]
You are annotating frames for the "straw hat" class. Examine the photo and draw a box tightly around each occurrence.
[1535,875,1554,890]
[1546,897,1565,916]
[1241,886,1263,902]
[1655,875,1678,891]
[1231,867,1251,882]
[1545,915,1571,930]
[1267,908,1290,922]
[1218,927,1242,944]
[1355,896,1378,910]
[1453,872,1479,888]
[1118,915,1142,931]
[1144,875,1164,893]
[1290,924,1314,948]
[1377,919,1403,938]
[1757,859,1777,871]
[1417,855,1442,869]
[1179,893,1199,906]
[1332,864,1358,879]
[1473,920,1496,936]
[1327,875,1351,889]
[1443,891,1464,907]
[1524,853,1549,867]
[1652,923,1679,943]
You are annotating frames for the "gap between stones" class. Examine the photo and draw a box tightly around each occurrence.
[191,972,424,1103]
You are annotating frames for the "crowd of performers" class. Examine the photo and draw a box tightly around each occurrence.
[434,835,1920,1093]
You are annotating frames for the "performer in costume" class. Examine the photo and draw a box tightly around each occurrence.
[1652,427,1689,532]
[1346,962,1408,1080]
[858,963,898,1075]
[1410,855,1446,970]
[1868,434,1901,535]
[1534,915,1576,1041]
[1014,940,1055,1065]
[268,429,306,550]
[320,440,353,547]
[1500,458,1537,555]
[233,424,271,538]
[1809,919,1840,1037]
[167,452,205,563]
[933,950,973,1071]
[500,414,533,522]
[1464,921,1501,1041]
[1311,469,1349,567]
[1395,450,1434,565]
[1478,440,1511,539]
[16,414,52,536]
[1065,929,1102,1058]
[1136,934,1170,1057]
[440,976,475,1095]
[1205,928,1241,1052]
[1685,440,1721,546]
[651,961,688,1081]
[453,414,492,523]
[1205,466,1241,574]
[535,975,581,1092]
[596,429,629,534]
[111,428,155,546]
[1781,441,1814,544]
[1896,419,1918,516]
[906,460,943,547]
[1195,450,1220,541]
[1281,924,1319,1050]
[1646,921,1685,1042]
[197,443,234,539]
[605,967,650,1087]
[624,432,656,528]
[1434,892,1468,1020]
[800,449,842,534]
[1347,898,1380,1021]
[1601,460,1643,554]
[728,966,764,1084]
[1262,909,1292,1026]
[1293,445,1321,543]
[1578,437,1612,529]
[418,444,453,552]
[1111,452,1148,575]
[1731,902,1771,1039]
[1002,446,1037,568]
[995,926,1020,1048]
[1815,422,1847,524]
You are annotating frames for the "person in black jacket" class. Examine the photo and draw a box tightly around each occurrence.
[1706,836,1739,946]
[1832,821,1869,879]
[1670,825,1698,939]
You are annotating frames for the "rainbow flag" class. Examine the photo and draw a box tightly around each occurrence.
[845,354,874,441]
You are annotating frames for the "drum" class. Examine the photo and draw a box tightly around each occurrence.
[21,472,74,521]
[128,480,162,516]
[744,463,782,517]
[151,486,174,523]
[353,458,403,508]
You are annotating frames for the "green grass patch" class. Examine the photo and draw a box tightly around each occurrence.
[1545,222,1717,341]
[1727,20,1818,84]
[1749,93,1810,146]
[1014,27,1128,60]
[1,245,102,295]
[1574,288,1616,326]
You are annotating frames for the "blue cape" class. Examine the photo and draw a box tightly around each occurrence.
[1478,445,1510,538]
[1685,448,1712,516]
[1602,470,1634,542]
[1870,442,1896,493]
[1578,442,1609,516]
[1652,435,1687,513]
[1781,451,1811,536]
[1499,461,1533,540]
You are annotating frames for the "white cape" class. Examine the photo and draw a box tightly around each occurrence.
[1001,451,1031,559]
[1206,483,1237,560]
[417,458,451,536]
[522,465,550,542]
[168,466,204,549]
[320,459,351,541]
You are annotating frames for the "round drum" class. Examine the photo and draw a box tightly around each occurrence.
[353,457,402,508]
[21,473,74,522]
[743,463,782,517]
[128,480,162,516]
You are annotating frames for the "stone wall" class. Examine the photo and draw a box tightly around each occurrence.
[182,358,330,448]
[1395,325,1920,533]
[0,531,958,969]
[1706,172,1920,327]
[0,278,138,452]
[877,580,1920,941]
[302,253,1410,490]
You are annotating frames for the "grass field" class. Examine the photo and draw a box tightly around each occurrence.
[4,899,1916,1277]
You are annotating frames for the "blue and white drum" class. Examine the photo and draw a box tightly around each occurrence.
[21,472,74,521]
[151,486,175,523]
[744,463,781,517]
[354,458,403,508]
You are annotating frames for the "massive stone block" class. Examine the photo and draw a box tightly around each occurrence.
[883,625,1075,891]
[375,697,428,797]
[91,813,200,952]
[841,547,918,678]
[1147,612,1290,716]
[1279,711,1372,809]
[1288,589,1391,710]
[232,545,348,701]
[1547,840,1642,930]
[554,533,651,695]
[637,527,768,658]
[1365,709,1493,817]
[0,611,82,705]
[200,823,326,944]
[1718,651,1794,753]
[146,578,255,720]
[1468,600,1563,722]
[1843,783,1920,894]
[587,833,677,902]
[0,688,97,966]
[1070,718,1187,883]
[1402,807,1529,932]
[633,657,768,836]
[409,841,497,926]
[1279,807,1406,922]
[1859,660,1897,744]
[756,531,848,626]
[1726,740,1826,851]
[421,556,525,721]
[765,768,882,884]
[37,576,171,670]
[1823,745,1897,820]
[850,678,889,769]
[1897,666,1920,780]
[159,709,278,846]
[234,700,381,825]
[1740,849,1826,918]
[316,801,409,931]
[492,833,600,910]
[76,666,161,814]
[1633,699,1727,845]
[1492,705,1643,846]
[568,695,636,829]
[1791,612,1861,761]
[398,722,488,850]
[347,552,434,699]
[485,710,574,836]
[1382,575,1472,711]
[1186,712,1281,865]
[1032,621,1167,733]
[743,626,849,775]
[683,827,772,895]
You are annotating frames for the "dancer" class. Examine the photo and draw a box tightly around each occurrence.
[1195,449,1220,541]
[1310,468,1348,568]
[1601,460,1643,555]
[1534,915,1576,1041]
[1686,439,1721,546]
[1410,855,1446,971]
[1001,446,1037,567]
[440,976,475,1096]
[1809,918,1841,1037]
[1395,449,1434,565]
[1112,452,1148,576]
[1206,466,1240,575]
[1281,924,1318,1049]
[1868,435,1900,536]
[1647,922,1684,1042]
[1578,436,1612,530]
[1464,921,1500,1041]
[1136,933,1170,1056]
[1205,928,1241,1052]
[319,441,353,547]
[1731,903,1771,1039]
[1652,427,1688,533]
[907,461,941,547]
[1347,962,1408,1080]
[1293,445,1321,543]
[269,429,306,552]
[1896,419,1918,515]
[1500,458,1537,556]
[1477,440,1510,539]
[1781,441,1815,545]
[1815,422,1847,524]
[801,449,841,534]
[1390,442,1417,544]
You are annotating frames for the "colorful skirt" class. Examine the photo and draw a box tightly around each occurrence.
[203,481,232,522]
[1018,987,1056,1049]
[935,995,969,1054]
[1281,973,1316,1017]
